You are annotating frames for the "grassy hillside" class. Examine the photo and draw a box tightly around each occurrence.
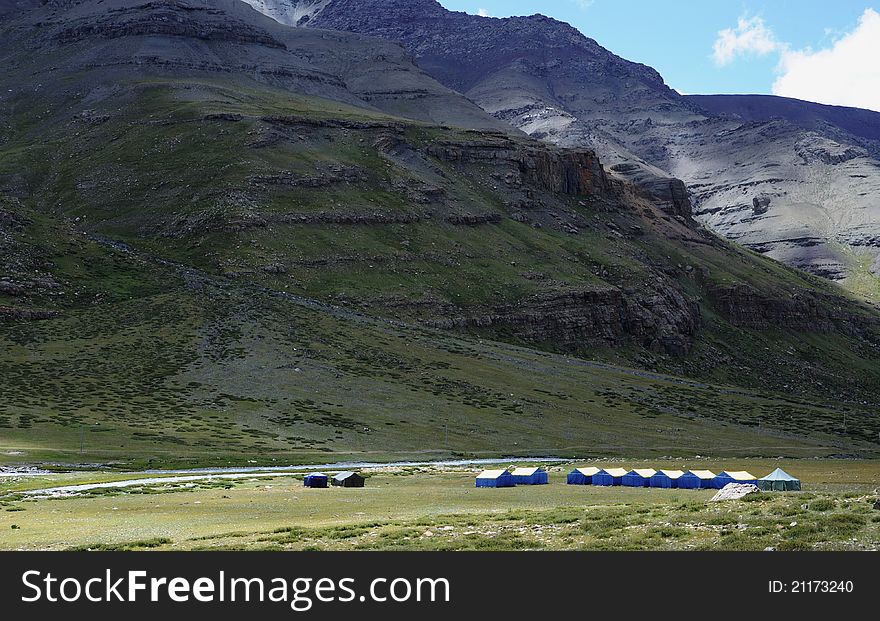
[1,222,878,467]
[1,2,879,466]
[1,82,879,465]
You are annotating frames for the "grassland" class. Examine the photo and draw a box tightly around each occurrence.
[3,270,879,469]
[2,74,879,470]
[0,461,877,551]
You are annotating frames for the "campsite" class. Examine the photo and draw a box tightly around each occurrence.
[0,460,877,551]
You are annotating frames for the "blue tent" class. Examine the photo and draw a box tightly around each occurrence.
[649,470,685,488]
[475,469,516,488]
[303,472,328,488]
[677,470,717,489]
[712,471,758,489]
[622,469,656,487]
[592,468,628,486]
[567,467,601,485]
[512,467,549,485]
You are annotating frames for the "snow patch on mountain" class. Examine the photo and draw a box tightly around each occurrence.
[241,0,332,26]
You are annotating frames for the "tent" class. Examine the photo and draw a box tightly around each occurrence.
[712,471,757,489]
[757,468,801,491]
[592,468,628,486]
[567,467,601,485]
[475,469,516,488]
[622,469,657,487]
[649,470,685,489]
[677,470,717,489]
[332,471,365,488]
[303,472,328,488]
[511,467,549,485]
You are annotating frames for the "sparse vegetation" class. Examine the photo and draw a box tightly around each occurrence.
[0,464,876,551]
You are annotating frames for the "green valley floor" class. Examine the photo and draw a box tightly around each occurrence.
[1,460,877,551]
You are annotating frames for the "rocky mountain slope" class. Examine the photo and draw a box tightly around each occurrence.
[686,95,880,156]
[1,0,512,131]
[253,0,880,298]
[1,0,879,462]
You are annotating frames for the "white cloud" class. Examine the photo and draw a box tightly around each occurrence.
[773,9,880,112]
[712,16,782,67]
[477,8,490,17]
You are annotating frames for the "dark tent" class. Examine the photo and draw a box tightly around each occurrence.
[332,471,365,488]
[475,469,516,488]
[592,468,628,487]
[567,467,600,485]
[512,467,549,485]
[677,470,717,489]
[649,470,685,489]
[622,469,656,488]
[303,472,328,488]
[757,468,801,491]
[712,471,757,489]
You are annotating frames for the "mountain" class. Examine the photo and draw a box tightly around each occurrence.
[1,0,879,464]
[0,0,512,131]
[686,95,880,153]
[249,0,880,299]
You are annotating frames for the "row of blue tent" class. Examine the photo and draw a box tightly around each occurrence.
[475,467,548,487]
[567,467,800,490]
[476,467,800,490]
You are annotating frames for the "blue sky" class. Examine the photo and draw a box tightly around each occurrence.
[438,1,880,104]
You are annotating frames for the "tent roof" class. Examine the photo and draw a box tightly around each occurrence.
[511,467,544,476]
[759,468,799,481]
[477,469,510,479]
[333,471,359,480]
[686,470,716,479]
[657,470,685,479]
[305,472,327,477]
[603,468,629,477]
[574,467,602,476]
[722,471,756,480]
[628,469,657,478]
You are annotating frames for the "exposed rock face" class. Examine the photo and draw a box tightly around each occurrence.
[0,0,40,19]
[427,141,609,197]
[708,284,872,336]
[249,0,880,287]
[687,94,880,158]
[242,0,332,27]
[610,163,691,218]
[752,195,771,216]
[428,285,700,356]
[0,306,59,321]
[54,2,287,48]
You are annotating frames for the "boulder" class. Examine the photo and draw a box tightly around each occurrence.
[752,195,771,215]
[710,483,760,502]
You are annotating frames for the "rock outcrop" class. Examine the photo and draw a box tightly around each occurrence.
[428,285,700,356]
[709,284,873,336]
[427,141,609,197]
[54,2,287,48]
[0,306,59,321]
